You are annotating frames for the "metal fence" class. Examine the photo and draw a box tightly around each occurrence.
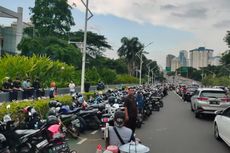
[0,84,135,103]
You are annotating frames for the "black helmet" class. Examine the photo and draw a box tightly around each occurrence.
[114,111,125,127]
[108,96,115,104]
[47,115,59,125]
[49,100,62,108]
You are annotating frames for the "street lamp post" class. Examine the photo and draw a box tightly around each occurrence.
[146,61,153,84]
[79,0,93,93]
[136,42,153,85]
[151,66,157,84]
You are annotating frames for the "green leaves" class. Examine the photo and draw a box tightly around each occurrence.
[0,55,77,88]
[18,36,82,68]
[30,0,75,37]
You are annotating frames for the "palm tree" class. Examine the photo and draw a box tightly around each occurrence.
[117,37,143,76]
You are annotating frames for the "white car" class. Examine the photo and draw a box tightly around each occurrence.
[214,107,230,146]
[191,88,230,118]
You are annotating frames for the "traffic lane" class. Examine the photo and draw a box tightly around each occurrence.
[136,92,230,153]
[68,129,105,153]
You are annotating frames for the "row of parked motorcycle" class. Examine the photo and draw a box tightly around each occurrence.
[0,85,169,153]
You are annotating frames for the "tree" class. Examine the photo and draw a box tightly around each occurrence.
[69,30,112,56]
[224,31,230,48]
[117,37,143,76]
[220,51,230,65]
[18,36,82,68]
[30,0,75,37]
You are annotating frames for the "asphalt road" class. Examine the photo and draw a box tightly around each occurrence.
[69,91,230,153]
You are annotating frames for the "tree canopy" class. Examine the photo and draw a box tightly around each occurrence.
[69,30,112,56]
[118,37,144,75]
[30,0,75,37]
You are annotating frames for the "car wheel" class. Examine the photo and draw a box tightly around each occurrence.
[214,123,221,140]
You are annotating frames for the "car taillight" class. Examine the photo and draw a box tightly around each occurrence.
[221,98,230,102]
[197,97,208,101]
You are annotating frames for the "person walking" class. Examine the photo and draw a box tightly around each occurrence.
[68,81,76,95]
[124,87,138,133]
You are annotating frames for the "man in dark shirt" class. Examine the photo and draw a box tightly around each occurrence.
[124,87,138,133]
[12,77,22,100]
[2,78,14,101]
[32,78,41,99]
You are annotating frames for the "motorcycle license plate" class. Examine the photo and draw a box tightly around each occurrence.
[36,139,48,149]
[50,143,68,152]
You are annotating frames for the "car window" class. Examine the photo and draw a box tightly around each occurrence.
[223,108,230,117]
[200,91,226,98]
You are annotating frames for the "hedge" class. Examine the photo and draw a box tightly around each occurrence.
[0,92,95,120]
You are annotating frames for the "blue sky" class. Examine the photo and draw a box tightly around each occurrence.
[0,0,229,67]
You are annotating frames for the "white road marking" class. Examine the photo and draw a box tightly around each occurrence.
[91,130,98,135]
[77,138,87,144]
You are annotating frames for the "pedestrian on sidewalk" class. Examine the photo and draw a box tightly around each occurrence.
[124,87,138,133]
[68,81,76,95]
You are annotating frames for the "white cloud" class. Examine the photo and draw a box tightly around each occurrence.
[68,0,230,67]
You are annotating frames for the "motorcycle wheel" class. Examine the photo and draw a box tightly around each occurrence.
[89,116,100,130]
[78,117,87,132]
[68,124,80,139]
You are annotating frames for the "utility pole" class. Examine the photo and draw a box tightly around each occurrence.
[136,45,152,85]
[80,0,93,93]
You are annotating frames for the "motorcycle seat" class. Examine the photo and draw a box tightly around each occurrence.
[60,114,73,119]
[15,129,40,137]
[79,109,97,115]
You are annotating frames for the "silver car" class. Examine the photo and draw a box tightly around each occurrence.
[191,88,230,118]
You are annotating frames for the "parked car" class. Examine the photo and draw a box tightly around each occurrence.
[191,88,230,118]
[182,86,197,102]
[214,107,230,147]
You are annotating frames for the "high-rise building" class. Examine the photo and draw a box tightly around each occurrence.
[190,47,214,69]
[166,54,175,68]
[171,57,180,72]
[179,50,188,66]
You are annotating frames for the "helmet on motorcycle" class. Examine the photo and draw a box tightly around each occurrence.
[59,105,70,114]
[47,115,59,125]
[49,100,62,108]
[114,111,125,127]
[78,96,84,104]
[108,96,115,104]
[47,107,57,116]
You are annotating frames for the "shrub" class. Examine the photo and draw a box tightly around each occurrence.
[0,55,79,88]
[0,91,96,120]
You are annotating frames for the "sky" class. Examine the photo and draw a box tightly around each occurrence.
[0,0,229,67]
